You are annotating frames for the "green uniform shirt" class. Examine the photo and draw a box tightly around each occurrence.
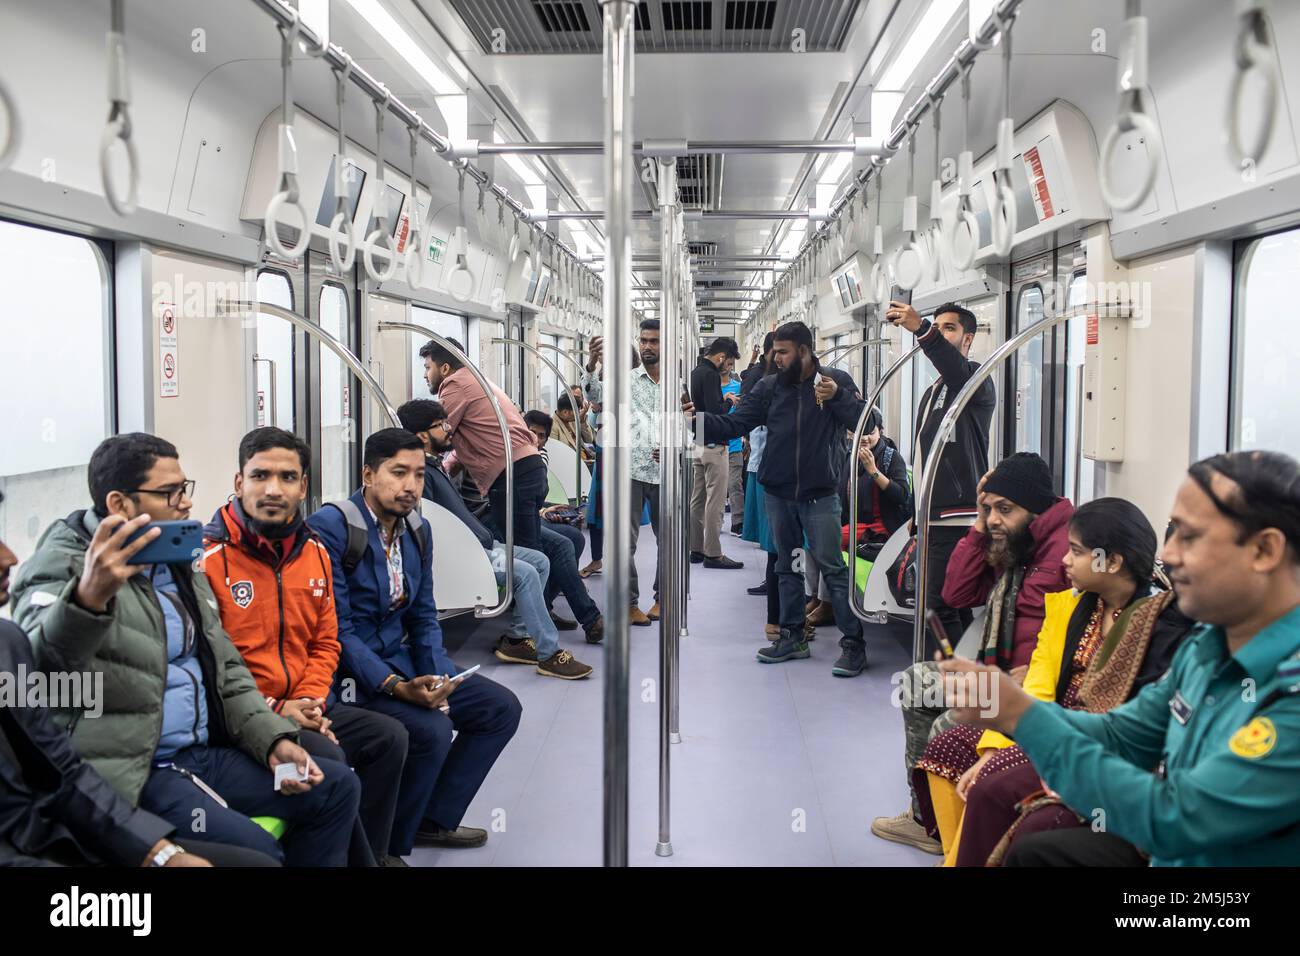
[1015,604,1300,866]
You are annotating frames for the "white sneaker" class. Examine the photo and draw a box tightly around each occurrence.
[869,810,943,855]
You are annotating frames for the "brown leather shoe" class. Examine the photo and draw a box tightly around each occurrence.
[805,597,821,617]
[806,601,835,627]
[584,616,604,644]
[537,649,593,680]
[647,602,660,620]
[629,606,652,627]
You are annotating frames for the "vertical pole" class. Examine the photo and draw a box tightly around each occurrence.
[671,222,687,738]
[600,0,634,869]
[655,158,678,858]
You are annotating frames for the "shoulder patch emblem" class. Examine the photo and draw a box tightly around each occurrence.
[230,580,255,609]
[1229,716,1276,760]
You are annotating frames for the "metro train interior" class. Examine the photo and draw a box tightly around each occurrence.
[0,0,1299,881]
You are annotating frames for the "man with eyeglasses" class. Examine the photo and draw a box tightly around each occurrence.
[10,433,361,867]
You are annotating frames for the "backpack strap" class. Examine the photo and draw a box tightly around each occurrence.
[404,512,428,562]
[324,500,369,574]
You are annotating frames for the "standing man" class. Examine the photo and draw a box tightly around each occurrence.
[419,338,549,550]
[308,429,522,854]
[203,427,411,864]
[684,321,869,677]
[689,336,744,569]
[884,301,996,647]
[627,318,664,626]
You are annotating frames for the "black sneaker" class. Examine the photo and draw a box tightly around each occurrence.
[414,825,488,849]
[690,551,706,564]
[550,611,578,631]
[746,580,769,596]
[584,615,604,644]
[703,555,744,570]
[831,643,867,677]
[494,635,538,664]
[756,629,811,663]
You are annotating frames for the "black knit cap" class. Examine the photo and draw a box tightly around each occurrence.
[983,452,1055,515]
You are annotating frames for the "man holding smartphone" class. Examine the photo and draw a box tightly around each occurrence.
[10,434,361,867]
[885,301,995,647]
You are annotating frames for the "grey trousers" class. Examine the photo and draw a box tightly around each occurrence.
[726,450,745,528]
[899,660,958,820]
[688,443,729,557]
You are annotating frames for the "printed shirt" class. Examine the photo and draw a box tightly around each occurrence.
[1014,604,1300,866]
[367,503,407,610]
[629,364,662,485]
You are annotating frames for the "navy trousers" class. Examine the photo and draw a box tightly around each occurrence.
[138,744,360,867]
[487,455,549,550]
[361,674,521,856]
[539,523,600,628]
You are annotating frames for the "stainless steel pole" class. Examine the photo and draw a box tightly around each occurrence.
[655,157,678,859]
[599,0,634,869]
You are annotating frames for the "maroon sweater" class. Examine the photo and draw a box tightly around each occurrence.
[940,497,1075,669]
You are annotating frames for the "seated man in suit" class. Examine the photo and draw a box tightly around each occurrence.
[307,428,523,852]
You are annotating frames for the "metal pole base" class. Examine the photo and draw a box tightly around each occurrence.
[680,628,690,639]
[669,732,681,744]
[655,841,674,857]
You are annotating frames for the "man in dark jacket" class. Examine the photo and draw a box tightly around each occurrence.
[10,434,360,867]
[885,300,996,645]
[0,517,277,868]
[686,321,870,677]
[872,452,1073,854]
[689,336,744,568]
[307,428,523,855]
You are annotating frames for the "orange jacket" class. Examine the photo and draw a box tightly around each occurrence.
[202,501,340,711]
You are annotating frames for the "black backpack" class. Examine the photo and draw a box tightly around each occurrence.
[324,499,428,574]
[887,536,919,609]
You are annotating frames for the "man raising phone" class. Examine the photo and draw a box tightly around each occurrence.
[885,300,996,649]
[11,433,361,867]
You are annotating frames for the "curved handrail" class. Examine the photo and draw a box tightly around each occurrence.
[1226,0,1278,167]
[377,320,513,618]
[911,310,1071,660]
[492,337,585,506]
[848,343,922,621]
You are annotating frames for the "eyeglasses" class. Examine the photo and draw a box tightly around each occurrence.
[431,422,452,434]
[127,480,196,507]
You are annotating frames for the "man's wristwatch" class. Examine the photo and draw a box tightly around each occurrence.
[150,842,186,867]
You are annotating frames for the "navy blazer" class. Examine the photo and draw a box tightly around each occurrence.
[308,490,457,700]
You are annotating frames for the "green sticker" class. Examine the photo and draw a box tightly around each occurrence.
[427,236,445,264]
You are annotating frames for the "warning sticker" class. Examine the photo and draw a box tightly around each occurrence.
[1023,145,1056,222]
[1086,314,1099,346]
[158,303,179,398]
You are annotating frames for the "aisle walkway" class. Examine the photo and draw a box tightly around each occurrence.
[424,523,932,867]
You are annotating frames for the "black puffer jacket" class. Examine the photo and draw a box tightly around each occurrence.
[699,363,865,502]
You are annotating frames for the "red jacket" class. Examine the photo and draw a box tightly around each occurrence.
[940,497,1074,669]
[202,501,341,711]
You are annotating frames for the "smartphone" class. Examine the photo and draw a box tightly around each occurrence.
[125,520,203,565]
[452,663,482,682]
[926,610,955,659]
[889,285,913,307]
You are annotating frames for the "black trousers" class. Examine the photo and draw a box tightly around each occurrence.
[2,838,282,867]
[300,703,408,865]
[926,525,974,646]
[487,454,549,550]
[1004,827,1147,867]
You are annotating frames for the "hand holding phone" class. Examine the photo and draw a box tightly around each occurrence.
[75,513,161,613]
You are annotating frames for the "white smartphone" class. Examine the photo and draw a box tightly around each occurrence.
[452,663,482,682]
[273,758,311,792]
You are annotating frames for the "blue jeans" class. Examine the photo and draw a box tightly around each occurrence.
[493,543,559,659]
[139,744,361,867]
[538,525,600,628]
[765,492,863,647]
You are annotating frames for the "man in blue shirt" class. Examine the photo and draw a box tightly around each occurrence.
[308,429,522,854]
[939,450,1300,866]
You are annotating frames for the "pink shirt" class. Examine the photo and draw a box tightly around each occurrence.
[438,366,540,495]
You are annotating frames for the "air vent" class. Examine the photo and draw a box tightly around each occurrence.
[675,154,724,211]
[687,241,717,256]
[532,0,591,33]
[725,1,777,30]
[447,0,861,54]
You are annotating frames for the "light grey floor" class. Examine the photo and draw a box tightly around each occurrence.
[418,515,935,867]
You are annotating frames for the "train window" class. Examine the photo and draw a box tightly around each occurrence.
[1232,228,1300,457]
[1013,283,1045,455]
[255,270,295,430]
[0,221,111,564]
[317,283,352,503]
[409,305,464,400]
[539,332,559,410]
